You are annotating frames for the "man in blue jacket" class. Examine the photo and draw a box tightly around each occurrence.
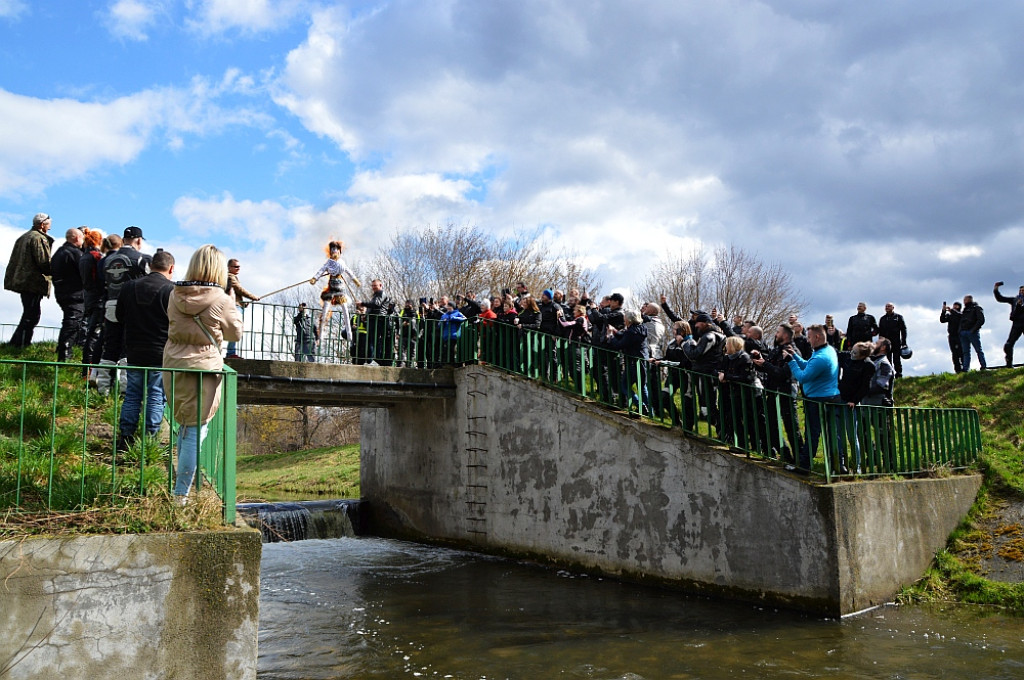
[440,301,467,365]
[787,324,845,473]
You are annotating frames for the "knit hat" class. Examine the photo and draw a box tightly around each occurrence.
[694,312,714,324]
[542,289,554,301]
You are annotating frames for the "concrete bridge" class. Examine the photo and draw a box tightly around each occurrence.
[229,357,980,616]
[232,359,456,407]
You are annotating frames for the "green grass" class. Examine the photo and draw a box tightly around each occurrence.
[0,342,174,515]
[235,443,360,502]
[894,367,1024,611]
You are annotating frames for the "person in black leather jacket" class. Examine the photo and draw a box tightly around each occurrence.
[50,227,85,361]
[845,302,878,346]
[877,302,908,377]
[939,301,963,373]
[993,282,1024,367]
[683,313,725,431]
[752,323,802,462]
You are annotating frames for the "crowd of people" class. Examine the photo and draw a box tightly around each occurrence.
[3,216,241,504]
[295,276,918,474]
[5,214,1021,480]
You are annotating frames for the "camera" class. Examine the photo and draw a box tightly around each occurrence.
[419,297,427,304]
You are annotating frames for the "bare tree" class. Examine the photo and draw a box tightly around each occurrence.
[238,405,361,454]
[365,223,602,301]
[637,243,803,330]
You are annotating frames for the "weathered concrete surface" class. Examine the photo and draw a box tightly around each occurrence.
[0,530,261,680]
[233,359,455,406]
[361,365,981,615]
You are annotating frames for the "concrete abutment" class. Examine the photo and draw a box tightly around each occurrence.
[0,529,261,680]
[361,365,981,616]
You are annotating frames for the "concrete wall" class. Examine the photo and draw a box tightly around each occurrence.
[0,530,261,680]
[361,365,981,615]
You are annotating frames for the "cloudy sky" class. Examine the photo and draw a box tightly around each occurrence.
[2,0,1022,375]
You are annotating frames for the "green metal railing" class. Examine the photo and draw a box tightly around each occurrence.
[236,304,981,481]
[0,324,61,344]
[0,359,237,522]
[240,301,483,367]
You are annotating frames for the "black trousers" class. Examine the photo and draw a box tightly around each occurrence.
[947,333,964,373]
[1004,322,1024,366]
[56,295,85,361]
[9,293,43,347]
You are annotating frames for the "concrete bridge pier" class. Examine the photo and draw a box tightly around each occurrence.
[360,365,980,616]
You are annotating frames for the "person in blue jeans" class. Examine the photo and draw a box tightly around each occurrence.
[224,258,260,358]
[115,250,176,454]
[163,245,243,505]
[958,294,987,371]
[787,324,843,474]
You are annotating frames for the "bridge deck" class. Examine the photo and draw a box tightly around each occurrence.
[231,360,456,406]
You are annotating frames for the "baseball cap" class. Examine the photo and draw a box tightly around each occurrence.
[32,213,50,228]
[123,226,144,240]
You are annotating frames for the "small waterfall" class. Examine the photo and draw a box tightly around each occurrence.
[237,499,362,543]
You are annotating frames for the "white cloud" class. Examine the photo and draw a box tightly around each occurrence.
[0,0,27,20]
[937,246,983,263]
[104,0,161,41]
[186,0,306,36]
[0,74,267,198]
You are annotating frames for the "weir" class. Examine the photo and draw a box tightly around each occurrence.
[230,356,980,616]
[237,499,362,542]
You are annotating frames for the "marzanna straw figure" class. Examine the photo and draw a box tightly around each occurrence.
[309,240,361,345]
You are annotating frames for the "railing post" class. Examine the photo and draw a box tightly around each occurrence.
[221,366,238,525]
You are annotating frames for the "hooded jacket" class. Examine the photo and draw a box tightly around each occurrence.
[162,283,242,426]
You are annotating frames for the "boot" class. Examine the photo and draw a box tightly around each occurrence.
[95,359,116,396]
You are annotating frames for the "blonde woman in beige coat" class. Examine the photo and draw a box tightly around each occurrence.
[163,245,242,503]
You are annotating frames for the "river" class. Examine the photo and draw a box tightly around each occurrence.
[258,537,1022,679]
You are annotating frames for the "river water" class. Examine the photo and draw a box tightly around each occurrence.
[258,537,1023,680]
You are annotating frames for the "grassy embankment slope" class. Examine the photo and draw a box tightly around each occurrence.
[0,342,225,535]
[894,368,1024,611]
[235,444,359,502]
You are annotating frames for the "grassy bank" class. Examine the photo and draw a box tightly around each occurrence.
[235,444,359,502]
[894,367,1024,610]
[0,342,225,534]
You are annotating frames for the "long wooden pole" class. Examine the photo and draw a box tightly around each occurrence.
[258,279,311,299]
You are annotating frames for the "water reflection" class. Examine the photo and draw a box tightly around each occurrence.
[259,537,1024,680]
